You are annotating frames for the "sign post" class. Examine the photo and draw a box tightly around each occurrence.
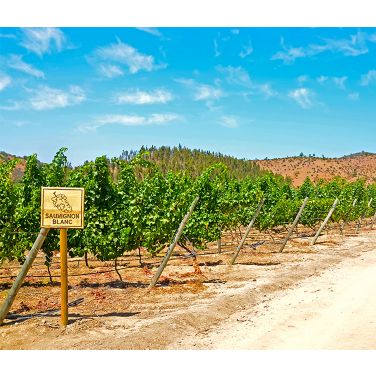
[41,187,84,326]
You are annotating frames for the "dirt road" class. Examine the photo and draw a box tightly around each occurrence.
[2,230,376,350]
[174,242,376,349]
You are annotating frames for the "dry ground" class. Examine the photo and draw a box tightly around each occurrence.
[1,223,376,349]
[256,155,376,185]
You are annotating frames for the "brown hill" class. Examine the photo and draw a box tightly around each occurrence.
[0,151,27,182]
[256,154,376,186]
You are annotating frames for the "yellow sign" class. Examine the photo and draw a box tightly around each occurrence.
[41,187,84,229]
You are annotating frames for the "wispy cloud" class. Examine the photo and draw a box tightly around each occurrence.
[348,92,360,101]
[20,28,66,56]
[271,38,305,64]
[176,78,224,102]
[216,65,277,98]
[220,116,239,128]
[0,72,11,91]
[98,64,124,78]
[115,89,173,105]
[7,55,45,78]
[29,85,85,110]
[272,32,371,64]
[90,38,164,76]
[0,101,23,111]
[360,70,376,86]
[136,28,163,37]
[216,65,252,88]
[0,33,16,39]
[288,88,314,109]
[258,83,277,98]
[214,39,221,57]
[78,113,179,132]
[297,75,309,84]
[317,75,328,84]
[332,76,347,90]
[239,41,253,59]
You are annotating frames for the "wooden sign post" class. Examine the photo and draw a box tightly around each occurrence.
[41,187,84,326]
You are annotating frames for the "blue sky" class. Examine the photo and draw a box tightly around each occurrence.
[1,27,376,165]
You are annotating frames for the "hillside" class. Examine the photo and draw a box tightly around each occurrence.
[2,148,376,185]
[256,154,376,186]
[120,145,273,180]
[0,151,27,182]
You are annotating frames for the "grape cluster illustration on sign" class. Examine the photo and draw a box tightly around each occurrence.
[51,191,73,213]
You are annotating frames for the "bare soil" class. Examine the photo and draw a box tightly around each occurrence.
[256,155,376,185]
[1,223,376,349]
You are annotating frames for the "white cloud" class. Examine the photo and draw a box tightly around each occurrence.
[258,83,277,98]
[0,101,23,111]
[317,75,328,84]
[271,38,306,64]
[79,113,179,132]
[332,76,347,90]
[8,55,45,78]
[360,70,376,86]
[194,85,223,101]
[239,41,253,59]
[214,39,221,57]
[288,88,314,109]
[0,72,11,91]
[115,89,173,105]
[20,28,66,56]
[220,116,239,128]
[315,32,368,57]
[98,64,124,78]
[30,85,85,110]
[216,65,252,87]
[176,78,224,102]
[273,32,370,64]
[136,28,162,37]
[91,39,162,75]
[0,33,16,39]
[348,92,360,101]
[297,75,309,84]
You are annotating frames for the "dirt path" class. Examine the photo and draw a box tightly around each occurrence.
[2,230,376,349]
[174,241,376,349]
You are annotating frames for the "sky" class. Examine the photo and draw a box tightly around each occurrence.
[1,27,376,165]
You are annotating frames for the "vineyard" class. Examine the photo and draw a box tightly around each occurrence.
[2,147,376,348]
[1,147,376,269]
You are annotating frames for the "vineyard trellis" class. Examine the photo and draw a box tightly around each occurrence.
[1,148,376,280]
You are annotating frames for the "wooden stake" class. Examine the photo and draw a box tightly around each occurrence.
[230,198,265,265]
[370,209,376,230]
[217,238,221,254]
[340,198,357,234]
[60,228,68,326]
[357,198,373,233]
[310,198,339,246]
[279,197,309,252]
[0,228,50,325]
[149,196,199,288]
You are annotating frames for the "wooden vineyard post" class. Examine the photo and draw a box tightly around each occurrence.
[149,196,199,288]
[340,198,357,234]
[60,228,68,326]
[310,198,339,246]
[217,238,222,254]
[279,197,309,252]
[0,228,50,325]
[356,198,373,233]
[230,198,265,265]
[370,209,376,230]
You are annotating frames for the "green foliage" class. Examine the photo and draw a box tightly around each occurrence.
[1,147,376,264]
